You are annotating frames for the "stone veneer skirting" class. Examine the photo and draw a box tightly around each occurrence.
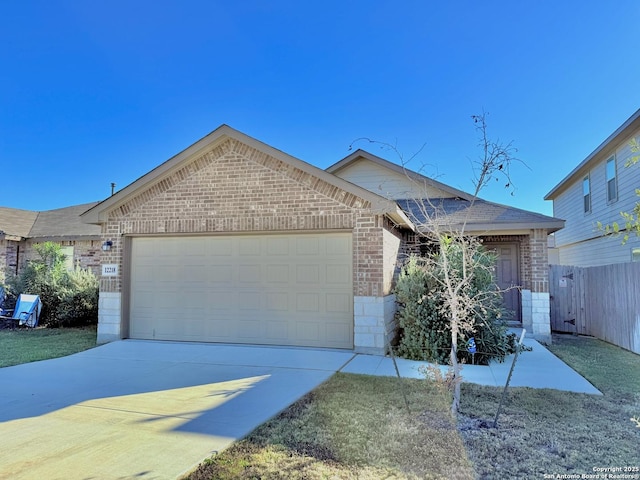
[354,294,396,355]
[521,289,551,342]
[97,292,121,344]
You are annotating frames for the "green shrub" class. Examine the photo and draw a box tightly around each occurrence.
[3,242,98,327]
[394,251,519,366]
[54,267,99,327]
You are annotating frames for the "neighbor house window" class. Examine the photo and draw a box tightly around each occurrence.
[633,248,640,262]
[60,246,74,271]
[583,175,591,213]
[606,156,617,202]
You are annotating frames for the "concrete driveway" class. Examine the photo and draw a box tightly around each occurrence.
[0,340,355,480]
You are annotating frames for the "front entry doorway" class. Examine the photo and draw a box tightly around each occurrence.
[484,243,521,323]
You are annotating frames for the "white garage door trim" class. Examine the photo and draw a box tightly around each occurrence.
[128,232,354,349]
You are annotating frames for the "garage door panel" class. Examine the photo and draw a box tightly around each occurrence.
[326,293,352,313]
[266,292,288,311]
[239,237,261,255]
[182,238,206,256]
[266,265,289,283]
[207,238,233,256]
[296,293,320,312]
[266,320,288,340]
[266,237,289,255]
[238,264,261,283]
[296,265,320,284]
[296,237,320,255]
[238,291,262,311]
[326,236,351,255]
[326,322,351,342]
[326,264,350,284]
[134,264,155,282]
[129,233,353,348]
[296,322,320,342]
[209,265,233,283]
[182,265,207,283]
[236,319,263,338]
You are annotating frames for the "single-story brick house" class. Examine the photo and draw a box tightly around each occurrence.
[79,125,564,353]
[0,203,101,282]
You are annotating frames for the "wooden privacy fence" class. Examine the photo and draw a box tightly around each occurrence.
[549,263,640,354]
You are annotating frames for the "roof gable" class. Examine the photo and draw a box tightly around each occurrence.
[330,150,564,233]
[81,126,411,227]
[326,149,473,201]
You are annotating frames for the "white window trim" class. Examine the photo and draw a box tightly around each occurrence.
[582,175,591,214]
[606,155,618,204]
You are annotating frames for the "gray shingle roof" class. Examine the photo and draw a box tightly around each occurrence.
[0,207,39,238]
[0,203,101,239]
[29,203,101,238]
[398,198,565,233]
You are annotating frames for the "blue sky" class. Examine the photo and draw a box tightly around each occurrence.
[1,1,639,216]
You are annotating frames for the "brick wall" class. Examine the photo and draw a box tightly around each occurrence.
[529,228,549,293]
[0,240,23,282]
[1,238,100,284]
[22,239,101,277]
[101,138,387,298]
[401,232,550,294]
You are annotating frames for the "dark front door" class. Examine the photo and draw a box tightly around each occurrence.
[485,243,521,322]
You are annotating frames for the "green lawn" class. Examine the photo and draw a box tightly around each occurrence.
[0,326,97,367]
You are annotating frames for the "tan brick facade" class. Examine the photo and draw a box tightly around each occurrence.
[0,240,18,281]
[23,239,101,276]
[528,228,549,293]
[0,239,101,282]
[100,138,390,301]
[402,232,550,295]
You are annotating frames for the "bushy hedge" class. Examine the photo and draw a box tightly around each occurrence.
[394,251,520,366]
[3,242,98,327]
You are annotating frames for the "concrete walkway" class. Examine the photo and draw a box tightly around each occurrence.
[0,341,355,480]
[0,336,599,480]
[341,337,602,395]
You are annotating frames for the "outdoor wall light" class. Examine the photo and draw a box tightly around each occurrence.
[102,240,113,251]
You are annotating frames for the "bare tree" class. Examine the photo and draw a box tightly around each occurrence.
[433,114,519,414]
[357,113,520,415]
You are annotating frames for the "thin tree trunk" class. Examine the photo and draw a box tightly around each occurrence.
[451,329,460,415]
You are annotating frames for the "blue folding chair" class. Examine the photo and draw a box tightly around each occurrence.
[0,294,42,328]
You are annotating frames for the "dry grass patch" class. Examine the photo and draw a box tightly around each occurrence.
[187,373,475,480]
[458,334,640,479]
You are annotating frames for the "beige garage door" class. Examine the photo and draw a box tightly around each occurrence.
[129,233,353,349]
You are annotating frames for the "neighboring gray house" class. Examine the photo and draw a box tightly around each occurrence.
[0,203,101,282]
[545,108,640,266]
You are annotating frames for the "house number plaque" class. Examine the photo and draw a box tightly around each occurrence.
[102,264,119,276]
